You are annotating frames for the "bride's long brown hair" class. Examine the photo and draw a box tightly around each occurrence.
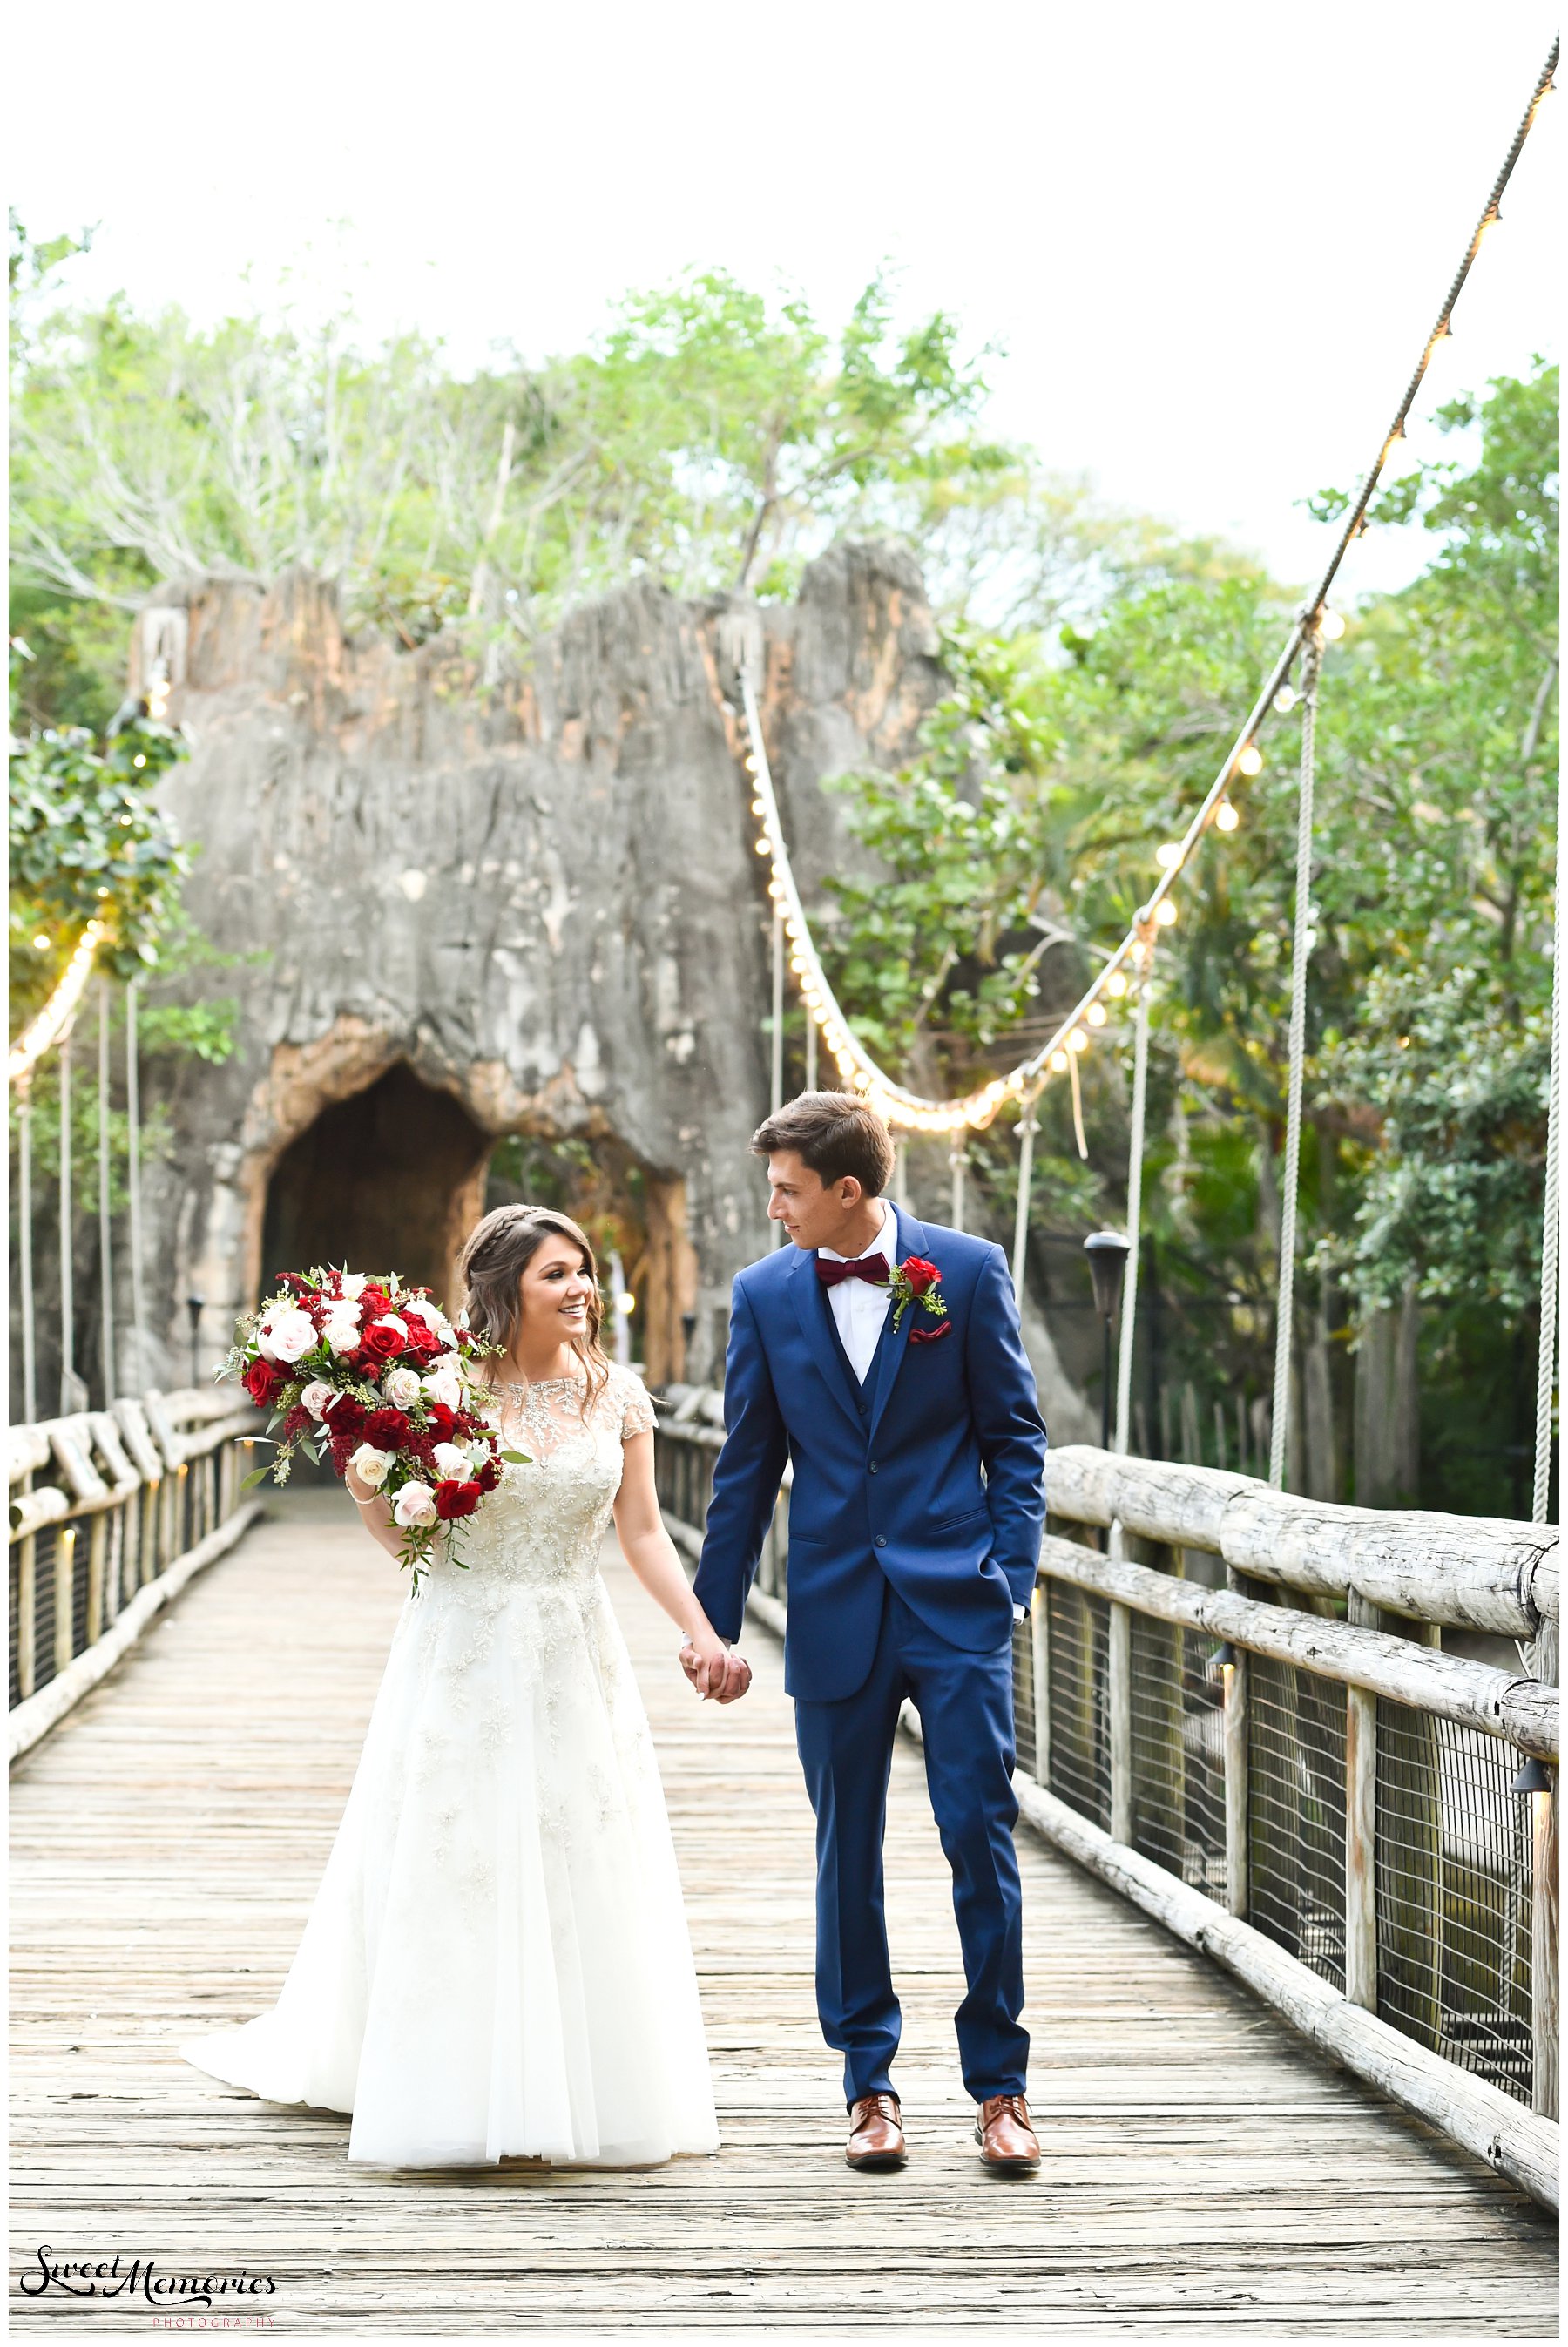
[456,1204,612,1409]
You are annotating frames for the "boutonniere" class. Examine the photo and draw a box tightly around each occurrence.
[889,1255,948,1334]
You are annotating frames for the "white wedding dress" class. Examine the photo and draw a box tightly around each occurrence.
[180,1363,720,2168]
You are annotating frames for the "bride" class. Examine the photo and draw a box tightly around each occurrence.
[180,1201,747,2168]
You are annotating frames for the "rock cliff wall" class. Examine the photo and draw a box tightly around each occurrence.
[127,543,947,1385]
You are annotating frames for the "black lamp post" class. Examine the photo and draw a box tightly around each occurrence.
[1083,1231,1132,1453]
[186,1294,205,1387]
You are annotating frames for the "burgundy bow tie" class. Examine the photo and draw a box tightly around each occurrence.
[817,1252,890,1288]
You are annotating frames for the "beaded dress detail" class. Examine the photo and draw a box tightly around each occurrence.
[180,1362,719,2168]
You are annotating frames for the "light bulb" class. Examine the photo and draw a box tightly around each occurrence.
[754,839,770,856]
[1049,1049,1070,1073]
[1086,1001,1108,1027]
[33,933,50,951]
[1106,971,1128,998]
[1155,842,1182,869]
[1236,744,1263,777]
[1215,801,1240,833]
[1069,1027,1088,1053]
[1156,898,1179,926]
[1320,609,1346,641]
[751,798,766,815]
[1274,685,1297,714]
[745,755,759,774]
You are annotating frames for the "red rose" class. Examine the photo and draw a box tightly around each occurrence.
[902,1256,941,1296]
[425,1403,460,1441]
[363,1407,412,1452]
[360,1321,406,1364]
[242,1357,278,1407]
[403,1319,443,1356]
[475,1457,501,1493]
[434,1478,483,1520]
[358,1286,392,1320]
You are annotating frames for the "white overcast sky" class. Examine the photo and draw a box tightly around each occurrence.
[10,0,1561,597]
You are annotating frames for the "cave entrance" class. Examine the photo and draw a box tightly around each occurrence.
[260,1064,490,1315]
[485,1132,696,1386]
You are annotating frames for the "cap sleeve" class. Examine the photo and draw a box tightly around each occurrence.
[618,1370,656,1442]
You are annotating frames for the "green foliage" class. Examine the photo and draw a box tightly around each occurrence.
[819,363,1557,1493]
[9,700,193,1030]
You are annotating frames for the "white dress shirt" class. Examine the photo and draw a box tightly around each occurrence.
[821,1200,1028,1624]
[819,1196,896,1382]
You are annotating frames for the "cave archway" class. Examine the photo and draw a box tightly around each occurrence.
[260,1064,490,1314]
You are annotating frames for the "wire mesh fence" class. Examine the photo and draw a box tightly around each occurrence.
[1377,1698,1534,2104]
[1045,1582,1112,1831]
[1247,1652,1348,1990]
[1128,1607,1228,1898]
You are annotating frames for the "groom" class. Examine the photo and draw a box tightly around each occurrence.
[690,1092,1047,2173]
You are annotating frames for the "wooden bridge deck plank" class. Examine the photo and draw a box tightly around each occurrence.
[9,1491,1558,2336]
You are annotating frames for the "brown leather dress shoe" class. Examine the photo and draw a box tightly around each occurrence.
[975,2093,1040,2172]
[846,2092,907,2169]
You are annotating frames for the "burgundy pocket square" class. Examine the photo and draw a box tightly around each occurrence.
[909,1320,953,1345]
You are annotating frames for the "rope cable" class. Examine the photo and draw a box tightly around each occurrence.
[1535,690,1565,1520]
[1114,966,1152,1457]
[1268,633,1321,1490]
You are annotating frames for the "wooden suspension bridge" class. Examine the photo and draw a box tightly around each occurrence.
[7,1426,1560,2337]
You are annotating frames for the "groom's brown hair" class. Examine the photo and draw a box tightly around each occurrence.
[752,1091,896,1196]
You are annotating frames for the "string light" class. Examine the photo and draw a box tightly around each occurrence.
[1086,1002,1108,1027]
[1106,971,1128,998]
[1236,745,1263,777]
[1274,686,1298,714]
[1156,898,1179,926]
[1215,800,1240,833]
[1320,610,1347,641]
[1155,842,1182,869]
[8,920,107,1087]
[1068,1027,1089,1053]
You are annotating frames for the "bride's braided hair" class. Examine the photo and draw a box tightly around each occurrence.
[456,1203,612,1408]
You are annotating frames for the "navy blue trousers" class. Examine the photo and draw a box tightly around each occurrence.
[793,1584,1028,2106]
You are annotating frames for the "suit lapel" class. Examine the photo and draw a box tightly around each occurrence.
[787,1245,865,1431]
[866,1206,928,1444]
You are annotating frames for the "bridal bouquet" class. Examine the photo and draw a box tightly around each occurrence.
[220,1267,527,1589]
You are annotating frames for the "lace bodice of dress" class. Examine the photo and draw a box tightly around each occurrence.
[449,1361,655,1590]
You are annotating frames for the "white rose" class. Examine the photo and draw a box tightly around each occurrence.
[349,1444,392,1488]
[422,1363,463,1411]
[300,1380,335,1420]
[393,1481,437,1528]
[261,1305,317,1364]
[403,1298,448,1331]
[431,1442,471,1479]
[383,1366,423,1410]
[338,1274,367,1300]
[321,1308,362,1355]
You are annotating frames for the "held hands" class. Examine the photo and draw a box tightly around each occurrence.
[679,1630,752,1705]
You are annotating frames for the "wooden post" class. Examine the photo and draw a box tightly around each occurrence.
[1345,1591,1379,2010]
[1532,1773,1558,2120]
[17,1536,37,1701]
[84,1512,107,1647]
[1224,1648,1248,1918]
[1109,1600,1132,1846]
[54,1526,78,1678]
[1031,1579,1050,1789]
[1531,1615,1558,2120]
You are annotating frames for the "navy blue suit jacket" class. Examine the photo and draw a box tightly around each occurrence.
[692,1207,1048,1703]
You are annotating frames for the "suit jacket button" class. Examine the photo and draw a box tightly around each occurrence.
[868,1460,879,1474]
[875,1535,887,1548]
